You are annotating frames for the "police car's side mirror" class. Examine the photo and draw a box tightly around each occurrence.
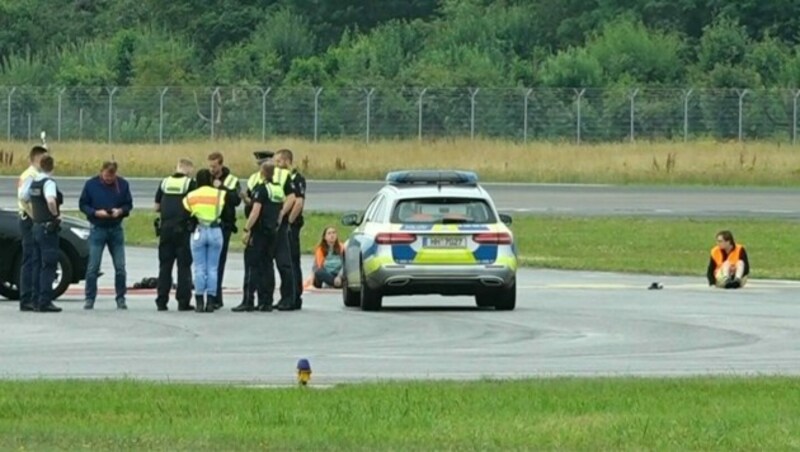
[499,213,513,226]
[341,212,361,227]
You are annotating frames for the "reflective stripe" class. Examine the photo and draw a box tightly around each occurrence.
[17,166,38,215]
[161,176,191,195]
[183,186,226,224]
[247,169,288,203]
[223,174,238,190]
[247,172,263,191]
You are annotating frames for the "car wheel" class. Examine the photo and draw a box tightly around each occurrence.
[0,278,19,300]
[342,280,360,308]
[494,282,516,311]
[359,261,382,311]
[0,249,73,302]
[52,250,74,301]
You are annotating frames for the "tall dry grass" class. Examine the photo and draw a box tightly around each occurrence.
[1,138,799,185]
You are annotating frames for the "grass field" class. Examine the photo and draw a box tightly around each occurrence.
[0,378,798,450]
[122,212,800,280]
[3,138,800,185]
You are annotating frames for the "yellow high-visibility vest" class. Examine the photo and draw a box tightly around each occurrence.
[161,175,192,195]
[17,166,38,216]
[183,186,226,224]
[247,168,289,203]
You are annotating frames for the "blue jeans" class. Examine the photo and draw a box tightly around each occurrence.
[85,224,127,303]
[32,223,60,307]
[191,226,223,297]
[19,217,39,307]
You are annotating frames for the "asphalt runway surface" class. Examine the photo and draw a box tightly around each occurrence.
[2,247,800,385]
[2,176,800,217]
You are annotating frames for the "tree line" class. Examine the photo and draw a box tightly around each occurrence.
[2,0,800,142]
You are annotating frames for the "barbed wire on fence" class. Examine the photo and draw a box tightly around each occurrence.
[2,86,800,144]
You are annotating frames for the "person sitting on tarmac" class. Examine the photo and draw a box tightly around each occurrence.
[310,226,344,289]
[707,230,750,289]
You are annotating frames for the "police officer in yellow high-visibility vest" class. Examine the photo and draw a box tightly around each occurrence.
[154,159,197,312]
[233,151,294,311]
[182,171,226,313]
[16,145,49,311]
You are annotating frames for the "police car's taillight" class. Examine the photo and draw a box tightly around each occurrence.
[473,232,512,244]
[375,233,416,244]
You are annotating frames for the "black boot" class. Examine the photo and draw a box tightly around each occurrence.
[205,295,217,313]
[195,294,205,313]
[232,299,254,312]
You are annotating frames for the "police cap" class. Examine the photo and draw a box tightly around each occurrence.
[253,150,274,164]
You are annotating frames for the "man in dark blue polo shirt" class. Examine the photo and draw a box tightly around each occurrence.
[79,161,134,310]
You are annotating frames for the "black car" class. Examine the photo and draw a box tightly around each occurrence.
[0,209,91,301]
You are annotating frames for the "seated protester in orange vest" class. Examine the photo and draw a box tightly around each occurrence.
[707,230,750,289]
[311,226,345,289]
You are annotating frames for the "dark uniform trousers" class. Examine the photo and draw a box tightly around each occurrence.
[32,221,59,309]
[215,226,233,307]
[246,224,295,308]
[289,221,303,309]
[156,225,193,309]
[19,216,40,308]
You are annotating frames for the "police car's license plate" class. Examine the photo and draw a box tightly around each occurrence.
[423,235,466,248]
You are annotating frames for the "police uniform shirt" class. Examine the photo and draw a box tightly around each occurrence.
[23,172,58,203]
[289,169,307,226]
[252,183,281,232]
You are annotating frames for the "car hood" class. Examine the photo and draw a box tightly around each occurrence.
[60,214,91,229]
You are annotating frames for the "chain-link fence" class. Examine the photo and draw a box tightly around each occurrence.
[2,86,800,144]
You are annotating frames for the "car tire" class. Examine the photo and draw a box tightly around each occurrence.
[494,282,516,311]
[359,262,382,311]
[342,280,360,308]
[0,249,73,302]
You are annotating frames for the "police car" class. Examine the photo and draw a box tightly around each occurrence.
[340,170,517,311]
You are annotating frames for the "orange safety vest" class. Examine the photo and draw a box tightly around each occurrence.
[313,242,344,269]
[710,244,743,271]
[182,186,225,224]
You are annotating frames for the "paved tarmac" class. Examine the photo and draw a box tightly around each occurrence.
[2,176,800,217]
[2,247,799,385]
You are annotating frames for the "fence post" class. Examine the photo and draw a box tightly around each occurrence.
[6,87,16,140]
[106,86,118,144]
[27,113,32,142]
[683,88,693,142]
[469,88,480,140]
[210,87,220,140]
[418,88,428,142]
[57,88,66,141]
[629,88,639,142]
[793,89,800,146]
[523,88,533,143]
[158,87,169,145]
[313,87,323,143]
[737,89,748,143]
[259,87,271,142]
[574,88,586,144]
[364,87,375,144]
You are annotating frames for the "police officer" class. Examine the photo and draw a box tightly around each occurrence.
[275,148,307,310]
[239,161,294,311]
[154,158,197,311]
[233,150,273,311]
[24,155,63,313]
[203,151,241,311]
[16,145,48,311]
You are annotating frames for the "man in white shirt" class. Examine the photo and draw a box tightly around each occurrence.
[16,145,48,312]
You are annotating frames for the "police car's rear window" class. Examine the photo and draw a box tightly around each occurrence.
[391,198,497,224]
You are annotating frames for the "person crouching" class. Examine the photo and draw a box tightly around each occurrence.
[183,171,226,312]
